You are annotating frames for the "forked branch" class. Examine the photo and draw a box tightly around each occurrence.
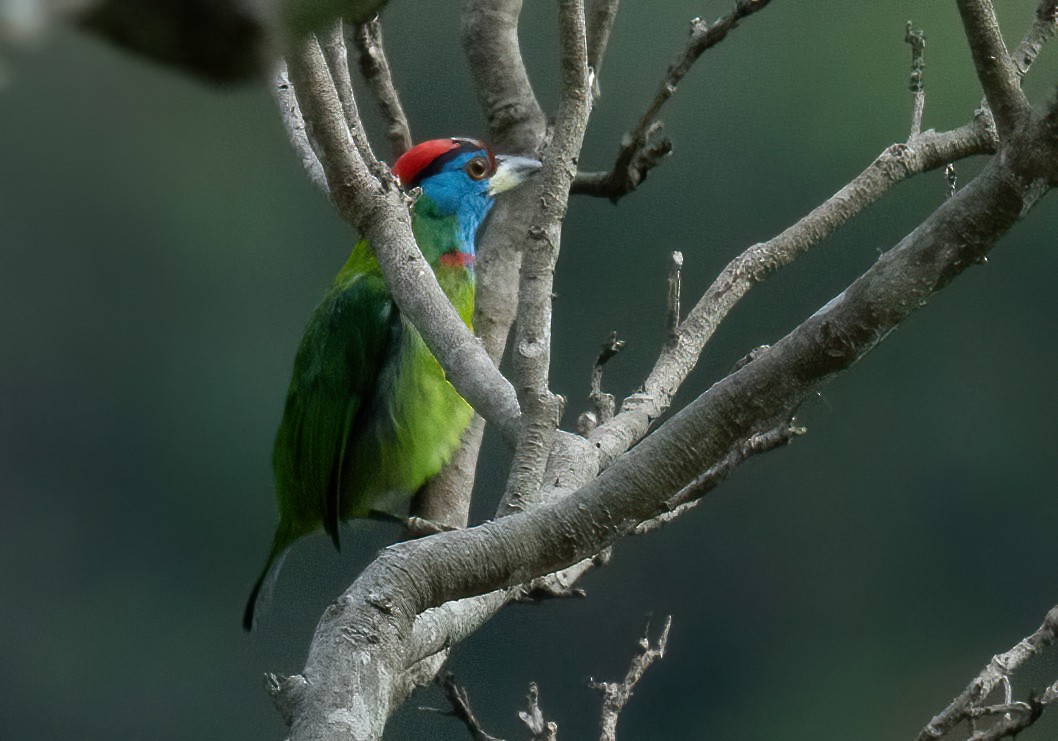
[955,0,1031,138]
[917,605,1058,740]
[573,0,774,201]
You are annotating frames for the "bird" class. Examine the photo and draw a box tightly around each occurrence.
[243,138,541,630]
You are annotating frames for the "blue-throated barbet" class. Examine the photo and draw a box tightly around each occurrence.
[243,139,541,629]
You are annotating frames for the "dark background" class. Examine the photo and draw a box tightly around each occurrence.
[2,1,1057,739]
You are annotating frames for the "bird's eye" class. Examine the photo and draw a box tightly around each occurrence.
[465,155,491,180]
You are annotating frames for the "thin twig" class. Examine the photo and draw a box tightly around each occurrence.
[1012,0,1058,78]
[518,683,558,740]
[318,21,384,178]
[905,21,926,139]
[590,615,672,741]
[586,0,620,99]
[955,0,1031,139]
[352,16,413,158]
[273,62,328,194]
[573,0,773,201]
[590,117,997,467]
[634,421,803,535]
[583,331,625,432]
[431,672,506,741]
[666,251,683,340]
[917,605,1058,740]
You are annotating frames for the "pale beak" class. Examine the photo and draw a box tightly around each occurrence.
[489,155,543,195]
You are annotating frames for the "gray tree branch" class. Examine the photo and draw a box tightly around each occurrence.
[503,0,592,507]
[273,62,329,194]
[918,605,1058,741]
[351,16,413,159]
[572,0,774,201]
[412,0,550,528]
[590,616,672,741]
[589,117,997,466]
[1012,0,1058,78]
[956,0,1031,139]
[318,21,384,177]
[282,94,1054,738]
[273,6,1058,740]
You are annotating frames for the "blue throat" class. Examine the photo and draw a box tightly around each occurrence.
[416,152,495,259]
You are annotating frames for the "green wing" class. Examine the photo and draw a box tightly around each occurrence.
[272,247,394,547]
[244,242,393,630]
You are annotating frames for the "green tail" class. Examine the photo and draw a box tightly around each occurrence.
[243,523,295,631]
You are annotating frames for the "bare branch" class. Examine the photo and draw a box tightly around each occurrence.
[352,16,413,158]
[666,251,683,339]
[955,0,1030,139]
[273,62,328,194]
[434,673,506,741]
[586,0,620,98]
[590,616,672,741]
[918,605,1058,741]
[634,421,804,536]
[318,21,384,178]
[407,557,598,668]
[504,0,592,506]
[284,35,523,442]
[413,0,553,528]
[573,0,774,201]
[590,118,997,466]
[1012,0,1058,78]
[462,0,547,153]
[518,683,558,741]
[285,133,1047,737]
[590,332,625,426]
[906,21,926,139]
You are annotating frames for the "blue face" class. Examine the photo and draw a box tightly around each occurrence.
[417,150,496,254]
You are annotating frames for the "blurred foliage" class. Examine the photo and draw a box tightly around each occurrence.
[79,0,390,82]
[1,2,1057,740]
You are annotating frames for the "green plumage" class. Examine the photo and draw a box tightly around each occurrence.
[243,206,474,629]
[243,138,540,630]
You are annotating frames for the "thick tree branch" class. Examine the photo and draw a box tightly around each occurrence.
[284,34,522,442]
[352,16,413,158]
[918,605,1058,741]
[956,0,1031,139]
[572,0,773,201]
[463,0,547,153]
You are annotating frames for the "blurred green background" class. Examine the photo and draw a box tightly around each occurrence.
[2,1,1057,739]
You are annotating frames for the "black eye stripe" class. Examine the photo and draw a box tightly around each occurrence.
[411,141,492,185]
